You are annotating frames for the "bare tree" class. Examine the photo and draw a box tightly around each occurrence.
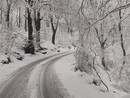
[24,0,35,54]
[117,0,127,78]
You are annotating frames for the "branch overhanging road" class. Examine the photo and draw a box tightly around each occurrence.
[0,51,74,98]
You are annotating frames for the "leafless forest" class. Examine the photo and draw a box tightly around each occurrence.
[0,0,130,98]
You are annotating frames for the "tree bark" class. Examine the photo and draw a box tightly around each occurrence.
[0,7,2,24]
[52,29,56,45]
[101,44,107,70]
[24,0,35,54]
[34,10,42,50]
[6,3,11,28]
[17,7,21,28]
[118,9,126,78]
[25,9,27,32]
[50,16,58,45]
[27,8,33,41]
[119,9,126,57]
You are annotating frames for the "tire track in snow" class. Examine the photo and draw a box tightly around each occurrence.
[0,52,70,98]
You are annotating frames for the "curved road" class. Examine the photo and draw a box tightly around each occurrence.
[0,52,73,98]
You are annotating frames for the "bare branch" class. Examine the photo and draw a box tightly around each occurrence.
[85,3,130,30]
[98,0,111,10]
[94,27,102,44]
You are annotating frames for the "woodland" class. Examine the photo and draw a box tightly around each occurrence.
[1,0,130,95]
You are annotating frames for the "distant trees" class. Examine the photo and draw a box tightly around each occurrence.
[0,0,21,55]
[4,0,18,28]
[48,0,72,45]
[48,0,60,45]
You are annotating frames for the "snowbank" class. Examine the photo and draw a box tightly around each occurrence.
[42,41,55,49]
[54,54,116,98]
[42,41,75,52]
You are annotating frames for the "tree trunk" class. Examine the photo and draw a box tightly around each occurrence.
[119,9,126,57]
[25,9,27,32]
[50,16,58,45]
[101,43,108,70]
[17,7,21,28]
[95,27,107,70]
[25,18,27,31]
[0,7,2,24]
[118,9,126,78]
[6,4,11,28]
[101,53,107,69]
[25,7,35,54]
[27,8,33,41]
[52,30,56,45]
[34,10,42,50]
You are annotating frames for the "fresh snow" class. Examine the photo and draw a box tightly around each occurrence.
[1,42,130,98]
[0,41,70,94]
[27,51,73,98]
[54,53,130,98]
[0,53,48,93]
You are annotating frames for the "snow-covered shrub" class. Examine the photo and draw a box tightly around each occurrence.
[74,47,93,74]
[11,52,23,60]
[0,29,26,54]
[23,40,35,54]
[1,55,12,64]
[0,30,15,53]
[93,77,101,86]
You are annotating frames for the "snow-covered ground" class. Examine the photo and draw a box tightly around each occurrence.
[0,41,73,94]
[54,53,130,98]
[26,50,74,98]
[0,52,51,93]
[27,58,49,98]
[2,40,130,98]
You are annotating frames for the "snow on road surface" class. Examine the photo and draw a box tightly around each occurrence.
[0,51,72,98]
[54,53,121,98]
[0,49,69,94]
[0,38,74,97]
[0,53,45,93]
[27,53,71,98]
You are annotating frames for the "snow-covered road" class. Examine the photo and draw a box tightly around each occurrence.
[0,52,73,98]
[38,53,74,98]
